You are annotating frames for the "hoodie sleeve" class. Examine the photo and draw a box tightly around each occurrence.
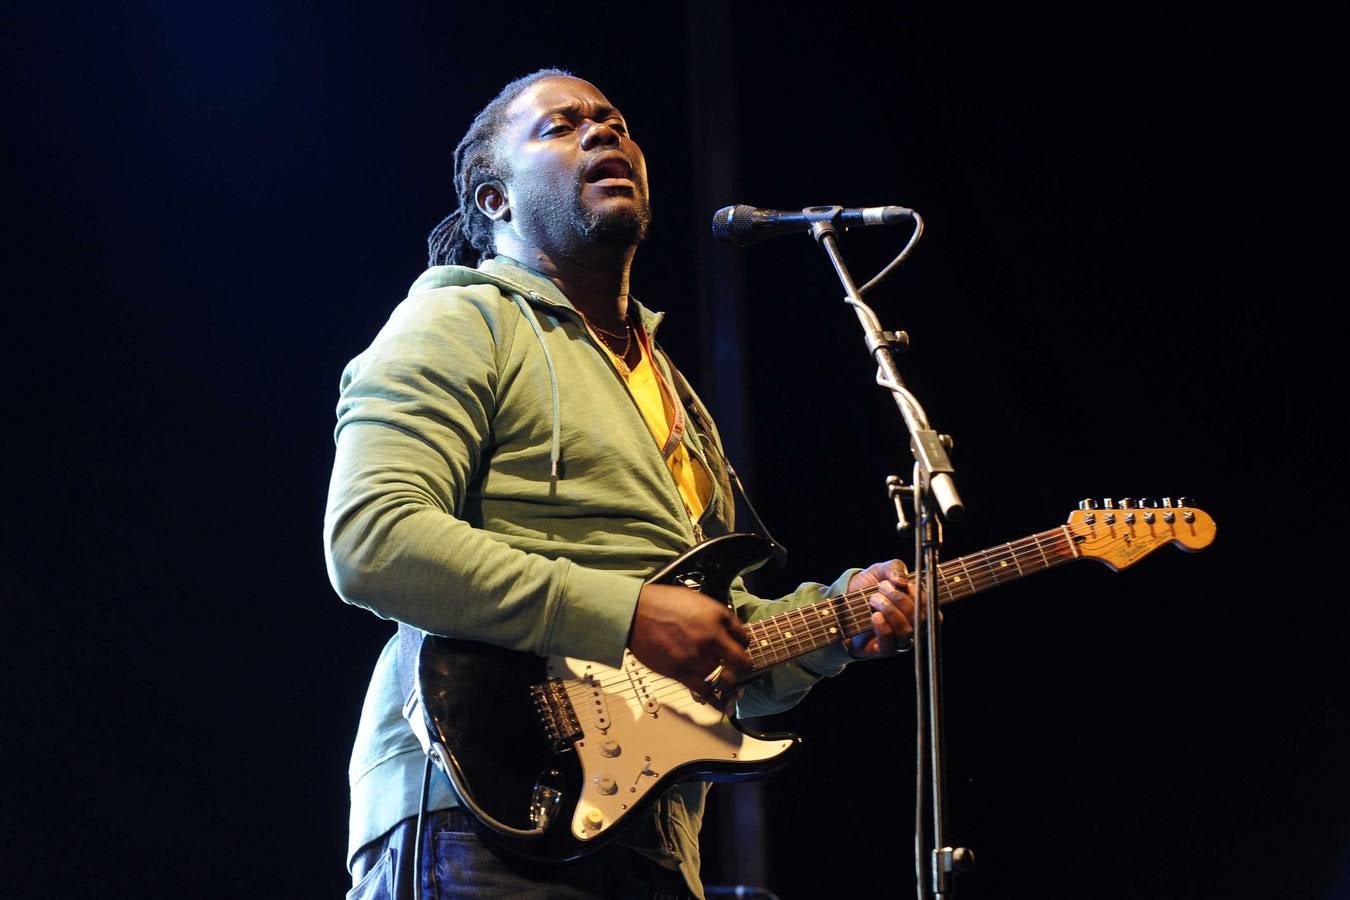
[323,286,643,667]
[726,571,861,717]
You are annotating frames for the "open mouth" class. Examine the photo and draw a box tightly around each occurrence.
[584,154,634,187]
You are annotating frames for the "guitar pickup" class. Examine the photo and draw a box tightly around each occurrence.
[529,678,583,752]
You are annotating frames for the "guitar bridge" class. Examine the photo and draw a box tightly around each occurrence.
[529,678,583,752]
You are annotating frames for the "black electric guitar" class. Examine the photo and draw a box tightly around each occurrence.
[408,500,1216,862]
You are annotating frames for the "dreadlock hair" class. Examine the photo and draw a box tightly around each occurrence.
[427,67,575,267]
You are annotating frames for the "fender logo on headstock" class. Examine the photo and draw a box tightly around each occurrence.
[1067,499,1216,572]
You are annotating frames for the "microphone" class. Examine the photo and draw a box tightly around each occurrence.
[711,203,914,246]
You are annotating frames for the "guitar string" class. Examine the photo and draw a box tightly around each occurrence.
[565,559,1166,718]
[564,593,935,711]
[558,591,884,703]
[609,533,1073,694]
[558,528,1086,704]
[640,521,1201,712]
[554,523,1170,712]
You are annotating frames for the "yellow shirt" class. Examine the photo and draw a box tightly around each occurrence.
[599,333,710,526]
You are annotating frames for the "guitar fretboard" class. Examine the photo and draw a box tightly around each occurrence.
[744,526,1079,671]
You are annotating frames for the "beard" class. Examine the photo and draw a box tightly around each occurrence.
[573,185,652,247]
[511,162,654,257]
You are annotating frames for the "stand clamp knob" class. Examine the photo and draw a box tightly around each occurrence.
[936,846,976,873]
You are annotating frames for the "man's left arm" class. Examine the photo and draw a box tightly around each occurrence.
[729,559,914,717]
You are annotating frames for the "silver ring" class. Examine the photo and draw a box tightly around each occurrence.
[703,663,725,685]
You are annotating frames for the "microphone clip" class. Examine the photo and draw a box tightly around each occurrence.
[804,206,851,244]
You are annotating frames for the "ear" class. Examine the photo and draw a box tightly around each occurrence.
[474,181,510,222]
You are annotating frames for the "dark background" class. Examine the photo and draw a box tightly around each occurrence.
[6,3,1344,899]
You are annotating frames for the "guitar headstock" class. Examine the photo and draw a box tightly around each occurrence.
[1066,497,1216,571]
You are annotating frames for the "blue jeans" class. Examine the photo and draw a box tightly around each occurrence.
[347,808,696,899]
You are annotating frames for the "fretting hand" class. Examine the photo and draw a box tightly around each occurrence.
[845,559,917,658]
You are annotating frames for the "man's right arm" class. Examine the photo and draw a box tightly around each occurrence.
[322,288,642,668]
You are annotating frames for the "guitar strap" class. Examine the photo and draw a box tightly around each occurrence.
[397,620,423,713]
[657,345,787,568]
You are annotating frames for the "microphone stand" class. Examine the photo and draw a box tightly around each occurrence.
[806,212,973,899]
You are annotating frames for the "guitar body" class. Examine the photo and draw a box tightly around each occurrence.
[416,533,802,862]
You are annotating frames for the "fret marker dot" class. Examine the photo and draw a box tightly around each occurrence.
[784,631,793,638]
[953,575,962,582]
[760,639,769,647]
[829,627,838,635]
[1000,561,1008,568]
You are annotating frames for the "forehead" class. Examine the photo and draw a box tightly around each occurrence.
[504,76,619,125]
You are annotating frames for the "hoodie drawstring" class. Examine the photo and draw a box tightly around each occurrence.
[512,293,562,478]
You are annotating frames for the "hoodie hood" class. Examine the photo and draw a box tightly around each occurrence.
[408,255,666,336]
[407,255,665,479]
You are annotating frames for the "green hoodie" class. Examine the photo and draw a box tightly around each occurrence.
[324,256,858,896]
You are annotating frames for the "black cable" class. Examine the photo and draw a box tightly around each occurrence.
[412,753,433,898]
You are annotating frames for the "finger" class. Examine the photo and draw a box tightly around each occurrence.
[717,618,753,676]
[858,610,889,657]
[713,638,752,676]
[864,558,908,584]
[692,662,738,712]
[883,558,909,582]
[724,611,750,645]
[872,588,914,638]
[868,594,913,655]
[711,665,738,712]
[873,579,916,623]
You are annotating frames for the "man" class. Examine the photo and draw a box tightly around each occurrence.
[324,68,915,899]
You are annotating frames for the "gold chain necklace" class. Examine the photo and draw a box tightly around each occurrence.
[585,316,634,375]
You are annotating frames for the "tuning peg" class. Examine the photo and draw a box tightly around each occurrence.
[1138,498,1156,508]
[1102,498,1115,509]
[1078,499,1099,510]
[1178,496,1193,508]
[1119,498,1135,509]
[1162,496,1174,508]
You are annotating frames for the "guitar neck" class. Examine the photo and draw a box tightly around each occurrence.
[745,526,1079,672]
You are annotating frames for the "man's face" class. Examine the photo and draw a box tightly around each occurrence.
[491,76,651,256]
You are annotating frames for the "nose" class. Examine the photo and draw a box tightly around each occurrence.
[579,120,622,151]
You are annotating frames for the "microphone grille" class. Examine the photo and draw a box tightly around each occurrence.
[710,204,757,245]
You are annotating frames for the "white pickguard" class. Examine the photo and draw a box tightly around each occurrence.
[546,650,793,842]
